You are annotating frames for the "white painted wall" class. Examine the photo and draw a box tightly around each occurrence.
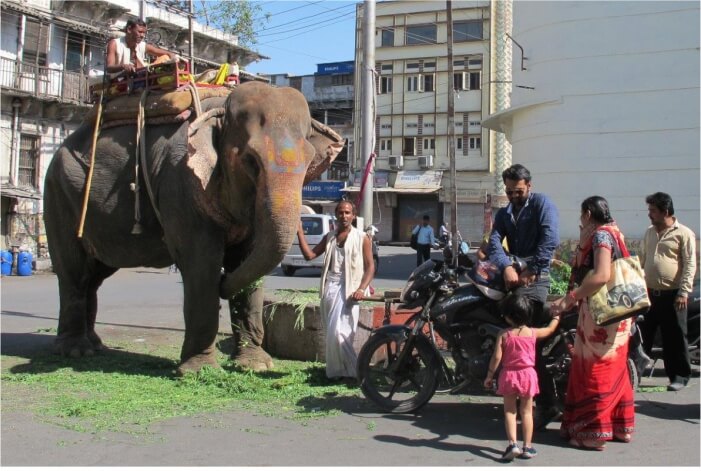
[498,1,700,240]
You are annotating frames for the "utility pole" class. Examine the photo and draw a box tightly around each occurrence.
[188,0,195,73]
[447,1,458,264]
[360,0,375,228]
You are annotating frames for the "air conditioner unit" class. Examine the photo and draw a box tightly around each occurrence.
[388,155,404,169]
[418,155,434,169]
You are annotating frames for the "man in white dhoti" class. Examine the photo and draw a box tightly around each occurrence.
[296,201,374,379]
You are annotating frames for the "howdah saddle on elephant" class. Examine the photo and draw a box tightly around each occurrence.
[44,81,344,374]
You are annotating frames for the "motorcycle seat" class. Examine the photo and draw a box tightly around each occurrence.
[464,274,506,301]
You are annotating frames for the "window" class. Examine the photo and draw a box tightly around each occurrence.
[468,57,483,69]
[380,123,392,129]
[22,18,48,73]
[18,134,39,187]
[423,73,434,92]
[65,31,86,72]
[406,123,418,128]
[381,28,394,47]
[454,72,466,91]
[406,62,420,71]
[331,74,352,85]
[469,121,481,127]
[454,20,483,42]
[423,122,434,128]
[456,137,463,150]
[469,71,481,90]
[380,76,393,94]
[423,138,435,150]
[381,63,393,73]
[406,24,437,45]
[407,76,418,92]
[380,139,392,152]
[424,61,436,69]
[469,136,481,150]
[407,74,434,92]
[403,137,416,156]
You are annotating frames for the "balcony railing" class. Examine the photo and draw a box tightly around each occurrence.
[0,57,92,104]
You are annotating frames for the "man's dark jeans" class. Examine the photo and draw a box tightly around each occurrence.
[416,244,431,266]
[641,288,691,382]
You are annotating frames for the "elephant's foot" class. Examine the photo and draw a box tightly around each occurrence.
[86,330,105,351]
[175,353,220,377]
[53,334,97,358]
[233,344,274,372]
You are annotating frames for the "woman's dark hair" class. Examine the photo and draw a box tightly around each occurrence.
[500,294,533,326]
[581,196,614,224]
[645,192,674,216]
[502,164,532,183]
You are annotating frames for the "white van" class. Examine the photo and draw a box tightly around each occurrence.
[281,213,336,276]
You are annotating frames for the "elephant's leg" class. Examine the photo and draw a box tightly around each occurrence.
[229,285,274,371]
[85,263,119,350]
[177,262,222,376]
[53,256,115,357]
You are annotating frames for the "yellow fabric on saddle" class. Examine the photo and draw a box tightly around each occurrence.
[85,86,233,125]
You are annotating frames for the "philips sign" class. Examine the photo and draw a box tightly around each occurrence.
[316,61,354,76]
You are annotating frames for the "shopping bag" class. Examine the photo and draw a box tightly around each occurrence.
[588,255,651,326]
[410,232,418,250]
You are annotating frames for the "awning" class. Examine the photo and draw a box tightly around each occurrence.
[1,185,41,200]
[342,186,439,194]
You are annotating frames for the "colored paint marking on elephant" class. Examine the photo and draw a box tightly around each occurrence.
[268,174,303,216]
[264,135,305,174]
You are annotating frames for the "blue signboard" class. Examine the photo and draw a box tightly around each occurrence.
[302,181,345,200]
[316,61,354,75]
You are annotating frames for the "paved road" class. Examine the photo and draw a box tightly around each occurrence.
[1,249,699,466]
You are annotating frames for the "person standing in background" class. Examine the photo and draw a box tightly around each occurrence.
[412,215,436,266]
[639,192,697,391]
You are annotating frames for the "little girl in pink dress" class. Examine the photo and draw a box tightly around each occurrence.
[484,294,560,462]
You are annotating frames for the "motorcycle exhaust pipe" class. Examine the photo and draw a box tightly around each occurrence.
[478,323,502,339]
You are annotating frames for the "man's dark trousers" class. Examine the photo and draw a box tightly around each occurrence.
[641,288,691,382]
[416,244,431,266]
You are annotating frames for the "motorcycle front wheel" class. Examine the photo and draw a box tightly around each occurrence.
[357,332,441,413]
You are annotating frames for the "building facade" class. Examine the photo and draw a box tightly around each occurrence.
[484,1,700,246]
[351,0,505,244]
[0,0,264,257]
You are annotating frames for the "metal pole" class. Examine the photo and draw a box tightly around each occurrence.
[360,0,375,227]
[189,0,195,73]
[447,1,458,264]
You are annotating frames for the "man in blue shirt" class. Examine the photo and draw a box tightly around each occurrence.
[412,215,436,266]
[486,163,560,430]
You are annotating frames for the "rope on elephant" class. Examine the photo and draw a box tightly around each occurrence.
[187,81,203,119]
[132,89,164,234]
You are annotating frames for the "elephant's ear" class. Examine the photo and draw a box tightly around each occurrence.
[187,107,225,189]
[304,119,345,184]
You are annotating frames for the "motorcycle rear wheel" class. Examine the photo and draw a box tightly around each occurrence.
[357,332,440,413]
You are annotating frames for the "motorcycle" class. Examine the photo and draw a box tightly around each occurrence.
[357,257,643,414]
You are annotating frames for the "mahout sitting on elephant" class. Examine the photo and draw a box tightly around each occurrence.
[43,81,343,374]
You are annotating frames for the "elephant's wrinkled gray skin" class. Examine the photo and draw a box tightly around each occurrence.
[43,82,343,375]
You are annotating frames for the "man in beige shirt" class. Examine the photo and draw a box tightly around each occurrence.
[639,192,697,391]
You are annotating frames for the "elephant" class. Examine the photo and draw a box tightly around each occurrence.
[43,81,344,375]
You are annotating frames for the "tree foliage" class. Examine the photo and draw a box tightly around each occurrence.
[157,0,268,48]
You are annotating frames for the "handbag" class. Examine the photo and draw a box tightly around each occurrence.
[410,226,419,250]
[587,231,651,326]
[410,232,418,250]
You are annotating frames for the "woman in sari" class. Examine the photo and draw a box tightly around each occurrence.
[551,196,635,450]
[296,201,374,379]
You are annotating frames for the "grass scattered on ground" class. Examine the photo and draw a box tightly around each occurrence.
[1,334,361,435]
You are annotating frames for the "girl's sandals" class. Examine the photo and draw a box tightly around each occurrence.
[569,438,606,451]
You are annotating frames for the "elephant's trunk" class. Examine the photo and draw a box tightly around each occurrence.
[219,136,308,299]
